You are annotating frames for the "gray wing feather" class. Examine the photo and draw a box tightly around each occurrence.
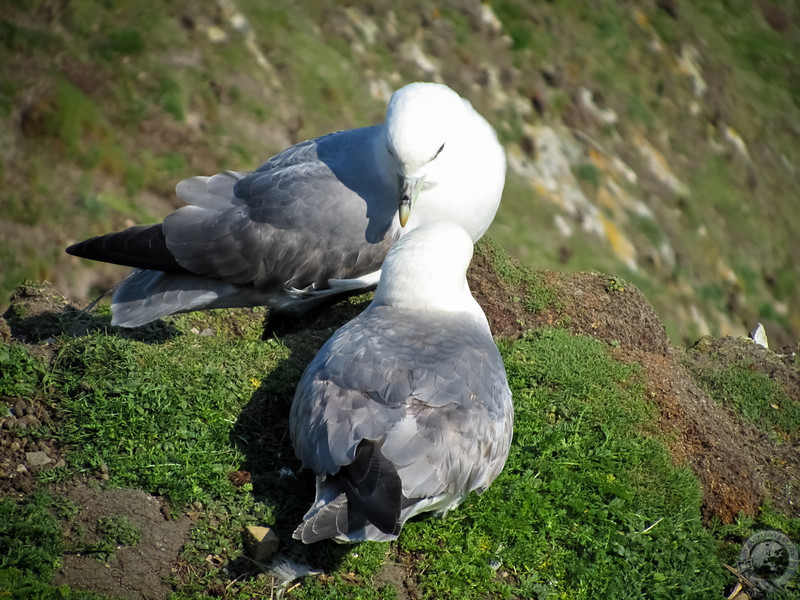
[290,305,513,500]
[164,126,398,292]
[175,171,248,209]
[294,492,350,543]
[111,270,268,327]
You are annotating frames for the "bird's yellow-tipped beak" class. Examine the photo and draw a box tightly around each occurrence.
[399,201,411,228]
[398,176,424,228]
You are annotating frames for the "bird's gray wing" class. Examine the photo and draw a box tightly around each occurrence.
[164,126,400,292]
[290,306,513,501]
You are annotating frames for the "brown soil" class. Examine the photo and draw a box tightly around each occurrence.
[373,547,423,600]
[0,395,61,496]
[633,348,767,522]
[51,485,192,600]
[1,258,799,597]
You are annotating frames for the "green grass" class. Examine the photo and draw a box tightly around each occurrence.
[2,305,795,598]
[92,28,145,61]
[51,324,290,505]
[710,504,800,600]
[0,568,105,600]
[0,492,142,598]
[694,364,800,443]
[90,515,142,560]
[0,492,71,579]
[0,340,47,397]
[573,163,602,189]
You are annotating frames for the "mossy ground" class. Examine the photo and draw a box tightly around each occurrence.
[1,260,798,598]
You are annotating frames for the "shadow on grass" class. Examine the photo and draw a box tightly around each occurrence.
[2,281,181,344]
[5,307,182,344]
[231,296,373,573]
[258,286,378,340]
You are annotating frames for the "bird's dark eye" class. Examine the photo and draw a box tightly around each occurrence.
[435,143,445,158]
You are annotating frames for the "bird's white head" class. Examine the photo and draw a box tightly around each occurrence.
[383,82,506,242]
[385,83,463,176]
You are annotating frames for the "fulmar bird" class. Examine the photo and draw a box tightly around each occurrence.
[290,222,514,543]
[66,82,506,327]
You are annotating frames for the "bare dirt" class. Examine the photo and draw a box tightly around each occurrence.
[1,259,799,598]
[51,486,192,600]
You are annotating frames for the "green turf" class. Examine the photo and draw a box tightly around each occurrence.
[1,318,771,598]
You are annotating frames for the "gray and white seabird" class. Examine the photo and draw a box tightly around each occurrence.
[66,82,506,327]
[290,222,514,543]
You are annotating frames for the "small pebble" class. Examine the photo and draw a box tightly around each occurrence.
[15,415,41,429]
[17,476,33,493]
[242,526,279,562]
[25,451,52,467]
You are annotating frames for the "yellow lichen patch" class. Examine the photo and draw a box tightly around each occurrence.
[596,186,617,211]
[532,180,563,208]
[632,9,651,30]
[632,132,689,197]
[588,147,608,170]
[599,214,637,271]
[723,126,751,161]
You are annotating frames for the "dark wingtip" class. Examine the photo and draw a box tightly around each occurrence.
[65,240,85,256]
[63,225,186,273]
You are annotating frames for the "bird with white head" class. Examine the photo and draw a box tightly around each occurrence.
[290,221,514,543]
[66,82,506,327]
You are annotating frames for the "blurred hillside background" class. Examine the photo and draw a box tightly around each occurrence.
[1,0,798,346]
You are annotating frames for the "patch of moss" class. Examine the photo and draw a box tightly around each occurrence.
[697,364,800,443]
[476,237,559,313]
